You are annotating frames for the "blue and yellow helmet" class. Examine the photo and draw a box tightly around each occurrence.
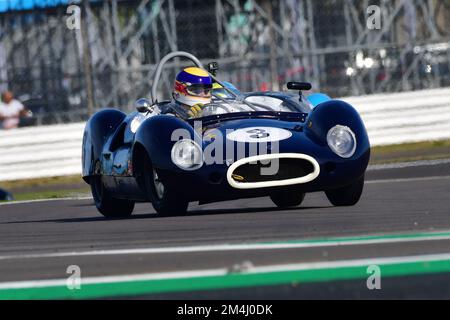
[173,67,213,107]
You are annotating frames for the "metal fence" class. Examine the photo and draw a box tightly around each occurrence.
[0,0,449,126]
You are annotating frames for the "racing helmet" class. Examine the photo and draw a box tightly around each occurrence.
[173,67,213,107]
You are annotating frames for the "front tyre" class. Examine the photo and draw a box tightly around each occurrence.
[325,175,365,206]
[90,176,135,218]
[144,162,188,216]
[270,190,305,208]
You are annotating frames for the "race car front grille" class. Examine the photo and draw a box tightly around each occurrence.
[227,153,320,189]
[232,159,314,183]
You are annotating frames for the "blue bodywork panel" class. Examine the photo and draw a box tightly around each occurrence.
[0,188,13,201]
[307,93,332,107]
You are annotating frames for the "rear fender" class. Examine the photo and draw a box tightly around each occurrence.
[82,109,127,180]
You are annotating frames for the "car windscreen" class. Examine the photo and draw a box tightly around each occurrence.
[200,94,311,118]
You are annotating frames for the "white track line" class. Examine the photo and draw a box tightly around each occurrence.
[3,231,450,261]
[367,175,450,184]
[0,269,226,290]
[0,197,92,206]
[2,252,450,290]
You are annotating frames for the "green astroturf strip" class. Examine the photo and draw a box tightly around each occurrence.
[2,259,450,300]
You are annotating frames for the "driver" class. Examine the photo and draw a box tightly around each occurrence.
[164,67,213,119]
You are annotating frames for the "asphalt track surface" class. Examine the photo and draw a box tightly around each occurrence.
[0,160,450,299]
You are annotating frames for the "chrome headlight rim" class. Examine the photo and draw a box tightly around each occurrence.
[327,125,357,159]
[170,139,203,171]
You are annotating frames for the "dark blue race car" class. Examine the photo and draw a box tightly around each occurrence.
[82,52,370,218]
[0,188,13,201]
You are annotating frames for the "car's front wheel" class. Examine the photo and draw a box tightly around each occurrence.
[270,189,306,208]
[90,176,135,218]
[144,161,188,216]
[325,175,365,206]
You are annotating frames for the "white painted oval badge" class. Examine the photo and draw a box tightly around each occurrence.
[227,127,292,143]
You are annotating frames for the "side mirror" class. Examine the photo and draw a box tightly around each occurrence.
[135,98,153,113]
[287,82,312,102]
[207,62,219,76]
[287,82,312,91]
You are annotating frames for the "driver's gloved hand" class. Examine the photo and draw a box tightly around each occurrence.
[187,104,204,118]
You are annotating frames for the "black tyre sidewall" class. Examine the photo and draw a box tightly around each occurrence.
[90,176,134,218]
[270,190,306,208]
[325,175,365,206]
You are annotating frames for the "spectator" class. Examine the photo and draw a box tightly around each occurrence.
[0,91,28,130]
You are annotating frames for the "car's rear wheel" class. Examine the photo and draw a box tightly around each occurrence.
[325,175,365,206]
[144,161,188,216]
[270,190,306,208]
[90,176,135,218]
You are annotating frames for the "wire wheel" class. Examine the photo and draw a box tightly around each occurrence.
[153,168,165,200]
[144,159,188,216]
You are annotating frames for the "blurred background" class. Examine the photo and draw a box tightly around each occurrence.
[0,0,449,125]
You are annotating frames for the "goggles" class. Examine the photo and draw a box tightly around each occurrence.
[186,84,212,97]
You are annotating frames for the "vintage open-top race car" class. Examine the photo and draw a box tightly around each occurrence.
[82,52,370,218]
[0,188,13,201]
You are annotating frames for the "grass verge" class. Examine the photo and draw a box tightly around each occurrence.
[1,175,89,202]
[371,140,450,164]
[12,189,90,201]
[1,175,85,191]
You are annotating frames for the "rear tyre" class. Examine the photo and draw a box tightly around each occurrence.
[325,175,365,206]
[270,191,305,208]
[90,176,135,218]
[144,161,188,216]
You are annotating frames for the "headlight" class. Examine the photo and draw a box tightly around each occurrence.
[327,125,357,158]
[171,139,203,170]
